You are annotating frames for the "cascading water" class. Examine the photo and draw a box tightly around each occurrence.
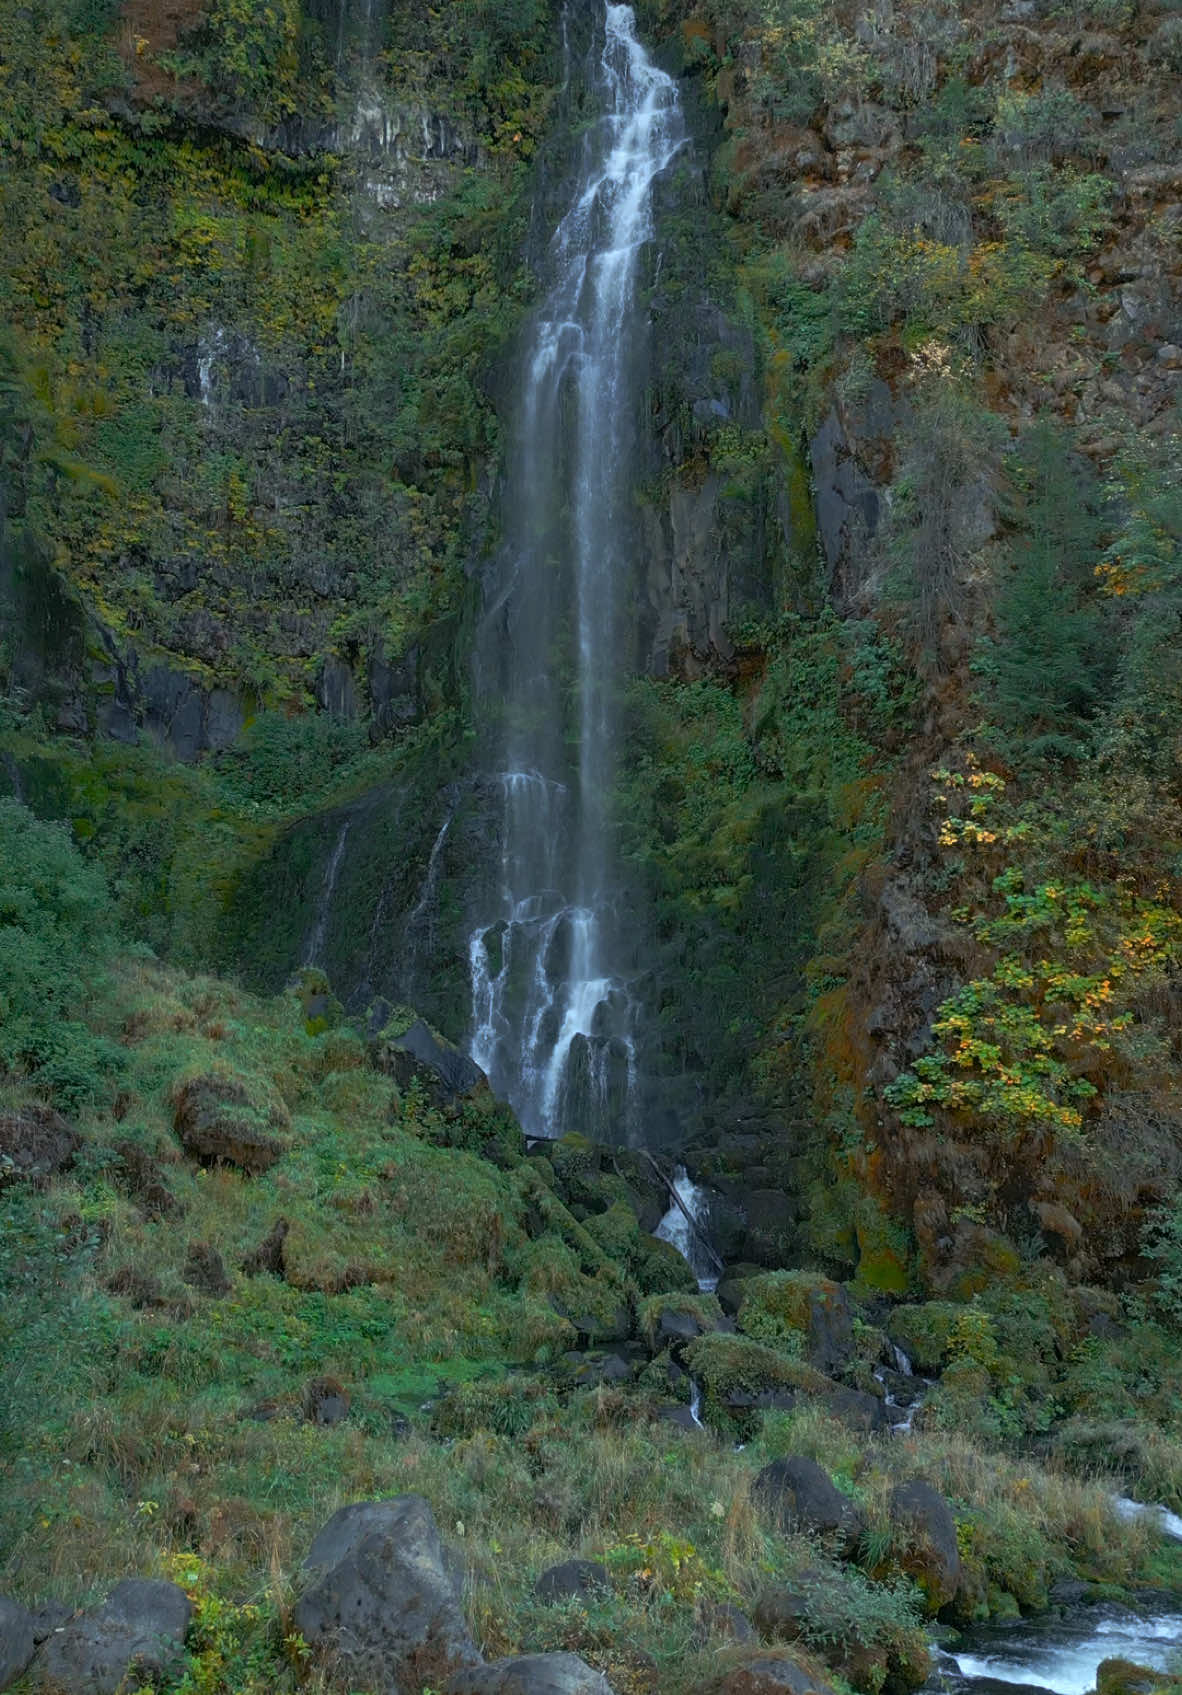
[468,3,685,1140]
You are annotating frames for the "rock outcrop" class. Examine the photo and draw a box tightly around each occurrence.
[33,1579,190,1695]
[0,1598,35,1693]
[294,1495,482,1692]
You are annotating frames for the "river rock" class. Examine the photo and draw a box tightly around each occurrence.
[1096,1659,1174,1695]
[33,1579,191,1695]
[294,1495,482,1691]
[888,1480,961,1610]
[753,1458,865,1553]
[0,1104,80,1187]
[0,1598,35,1691]
[534,1561,611,1604]
[446,1652,615,1693]
[717,1656,837,1695]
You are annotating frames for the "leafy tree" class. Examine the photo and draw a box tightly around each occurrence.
[979,420,1114,760]
[0,799,122,1109]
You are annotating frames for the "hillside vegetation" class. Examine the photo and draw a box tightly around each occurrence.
[1,0,1181,1688]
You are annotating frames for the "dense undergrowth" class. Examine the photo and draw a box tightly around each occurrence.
[4,802,1182,1693]
[2,0,1182,1685]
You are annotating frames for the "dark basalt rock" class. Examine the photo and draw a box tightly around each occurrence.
[0,1598,35,1692]
[753,1457,865,1554]
[654,1403,703,1432]
[753,1575,825,1642]
[294,1495,482,1692]
[33,1579,190,1695]
[303,1375,350,1426]
[446,1653,616,1694]
[104,1266,166,1309]
[821,1387,888,1433]
[534,1561,611,1604]
[717,1656,838,1695]
[372,1017,486,1103]
[241,1217,288,1277]
[111,1140,179,1218]
[888,1480,962,1611]
[655,1306,704,1344]
[0,1105,80,1187]
[693,1600,757,1646]
[28,1602,71,1646]
[183,1242,231,1297]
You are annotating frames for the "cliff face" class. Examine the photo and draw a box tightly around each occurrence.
[3,0,1181,1298]
[640,0,1182,1291]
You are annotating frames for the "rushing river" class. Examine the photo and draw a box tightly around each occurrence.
[926,1602,1182,1695]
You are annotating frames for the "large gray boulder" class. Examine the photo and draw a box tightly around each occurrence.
[33,1579,190,1695]
[446,1653,615,1694]
[889,1479,962,1611]
[0,1598,35,1691]
[294,1495,482,1692]
[753,1457,865,1555]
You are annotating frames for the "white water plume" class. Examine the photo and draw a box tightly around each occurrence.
[467,4,684,1139]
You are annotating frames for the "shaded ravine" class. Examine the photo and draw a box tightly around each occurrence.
[467,2,685,1140]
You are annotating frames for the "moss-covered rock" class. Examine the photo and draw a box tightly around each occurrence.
[886,1302,963,1376]
[737,1271,856,1373]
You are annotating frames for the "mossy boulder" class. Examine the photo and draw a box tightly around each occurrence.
[752,1456,865,1555]
[635,1233,699,1294]
[885,1302,963,1376]
[683,1333,831,1431]
[737,1272,855,1373]
[0,1102,80,1187]
[637,1290,723,1351]
[548,1133,601,1197]
[1096,1659,1175,1695]
[928,1223,1022,1300]
[888,1480,962,1612]
[172,1072,287,1175]
[371,1016,486,1104]
[584,1200,643,1263]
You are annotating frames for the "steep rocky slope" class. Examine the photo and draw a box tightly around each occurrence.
[2,0,1182,1686]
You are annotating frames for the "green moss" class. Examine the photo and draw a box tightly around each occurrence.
[683,1331,830,1428]
[636,1291,723,1349]
[886,1303,963,1376]
[854,1195,914,1295]
[736,1270,830,1352]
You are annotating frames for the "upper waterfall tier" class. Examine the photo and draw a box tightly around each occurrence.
[468,2,685,1140]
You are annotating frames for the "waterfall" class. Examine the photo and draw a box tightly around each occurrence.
[655,1166,719,1290]
[302,818,351,969]
[468,3,685,1140]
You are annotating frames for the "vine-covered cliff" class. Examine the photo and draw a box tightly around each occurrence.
[2,0,1182,1687]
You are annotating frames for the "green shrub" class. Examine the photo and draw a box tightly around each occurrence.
[0,799,123,1109]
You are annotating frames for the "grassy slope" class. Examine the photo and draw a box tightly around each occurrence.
[3,919,1182,1693]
